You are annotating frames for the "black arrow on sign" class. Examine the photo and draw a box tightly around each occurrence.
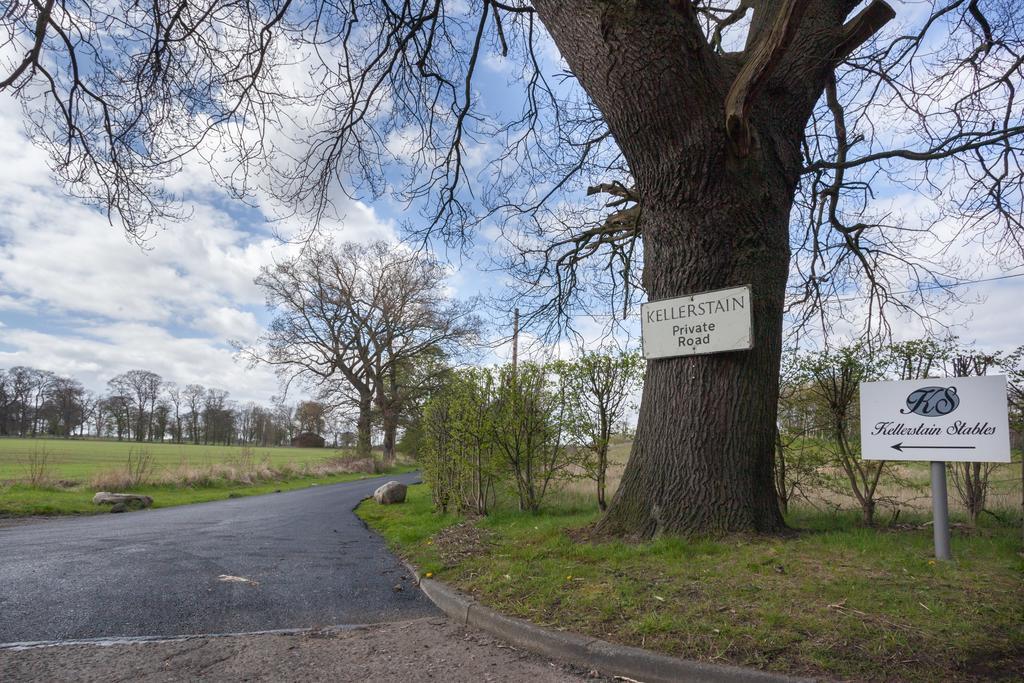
[891,442,976,453]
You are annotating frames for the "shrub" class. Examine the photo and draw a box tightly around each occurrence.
[420,362,582,515]
[555,349,643,511]
[21,446,53,488]
[421,368,500,515]
[797,343,891,525]
[291,432,326,448]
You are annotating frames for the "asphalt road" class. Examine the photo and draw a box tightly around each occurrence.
[0,473,437,643]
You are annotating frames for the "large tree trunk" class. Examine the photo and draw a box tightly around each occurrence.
[596,186,791,536]
[381,408,398,468]
[378,367,400,467]
[530,0,851,537]
[356,391,373,458]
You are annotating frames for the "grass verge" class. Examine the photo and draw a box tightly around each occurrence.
[1,466,414,517]
[358,485,1024,682]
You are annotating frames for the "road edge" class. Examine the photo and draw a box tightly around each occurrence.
[400,560,817,683]
[0,469,420,521]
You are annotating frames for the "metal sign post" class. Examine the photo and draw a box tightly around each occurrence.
[930,461,952,561]
[860,375,1011,562]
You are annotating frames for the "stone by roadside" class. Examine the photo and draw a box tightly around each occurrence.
[373,480,408,504]
[92,492,154,512]
[0,618,613,683]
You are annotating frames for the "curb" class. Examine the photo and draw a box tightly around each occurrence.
[406,567,816,683]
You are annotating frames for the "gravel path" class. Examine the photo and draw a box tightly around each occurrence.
[0,618,609,682]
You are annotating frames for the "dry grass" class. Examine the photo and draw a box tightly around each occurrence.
[88,451,382,491]
[0,438,365,483]
[20,446,54,488]
[557,441,1023,519]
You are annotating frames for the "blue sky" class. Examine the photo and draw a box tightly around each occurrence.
[1,3,1022,404]
[0,52,533,404]
[0,90,382,403]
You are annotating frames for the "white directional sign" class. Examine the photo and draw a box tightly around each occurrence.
[640,285,753,359]
[860,375,1011,462]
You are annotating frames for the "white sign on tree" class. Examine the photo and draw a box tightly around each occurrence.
[859,375,1011,463]
[640,285,752,359]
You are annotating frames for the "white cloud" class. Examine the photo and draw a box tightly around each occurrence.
[0,324,280,401]
[198,306,264,342]
[0,90,396,404]
[894,278,1024,352]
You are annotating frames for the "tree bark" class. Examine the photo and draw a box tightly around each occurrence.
[597,443,608,512]
[356,391,373,458]
[774,429,789,516]
[595,187,791,536]
[378,365,400,467]
[528,1,865,537]
[381,408,398,467]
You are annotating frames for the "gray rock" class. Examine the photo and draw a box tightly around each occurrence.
[92,492,153,512]
[373,481,407,504]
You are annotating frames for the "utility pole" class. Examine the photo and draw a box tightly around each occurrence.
[511,308,519,376]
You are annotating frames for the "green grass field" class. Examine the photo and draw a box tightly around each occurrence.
[0,437,348,482]
[0,437,408,517]
[359,485,1024,682]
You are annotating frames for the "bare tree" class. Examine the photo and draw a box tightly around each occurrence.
[108,370,163,442]
[362,245,480,465]
[202,388,233,444]
[90,393,110,437]
[295,400,327,436]
[273,400,296,445]
[248,240,478,462]
[8,368,37,436]
[25,368,55,437]
[4,1,1021,535]
[0,370,11,436]
[47,375,87,437]
[0,367,52,436]
[164,382,184,444]
[945,340,1001,525]
[78,390,98,437]
[182,383,206,445]
[151,400,171,442]
[248,242,377,456]
[104,392,132,441]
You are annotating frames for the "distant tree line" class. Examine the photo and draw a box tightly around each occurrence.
[3,241,484,459]
[0,366,343,447]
